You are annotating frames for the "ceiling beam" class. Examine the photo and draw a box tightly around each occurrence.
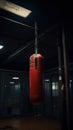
[2,24,58,64]
[0,16,34,30]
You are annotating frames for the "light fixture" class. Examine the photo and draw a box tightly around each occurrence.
[70,80,72,82]
[10,81,15,84]
[0,0,32,18]
[45,79,50,82]
[12,77,19,79]
[0,45,4,49]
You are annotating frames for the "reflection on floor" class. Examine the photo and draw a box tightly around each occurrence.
[0,117,61,130]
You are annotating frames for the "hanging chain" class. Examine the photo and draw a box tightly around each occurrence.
[35,22,38,55]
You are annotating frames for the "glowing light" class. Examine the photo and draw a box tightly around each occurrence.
[12,77,19,79]
[0,45,4,49]
[45,79,50,82]
[10,81,15,84]
[0,0,32,18]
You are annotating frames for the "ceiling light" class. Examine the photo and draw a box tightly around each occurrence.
[0,0,32,18]
[0,45,4,49]
[12,77,19,79]
[10,81,15,84]
[45,79,50,82]
[70,80,72,82]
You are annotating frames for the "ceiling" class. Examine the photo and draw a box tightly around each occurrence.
[0,0,73,71]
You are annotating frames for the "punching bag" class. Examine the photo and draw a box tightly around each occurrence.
[29,53,44,105]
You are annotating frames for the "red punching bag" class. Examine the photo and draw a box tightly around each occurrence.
[29,53,44,105]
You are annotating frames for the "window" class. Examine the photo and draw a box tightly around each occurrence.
[44,79,50,96]
[52,82,59,96]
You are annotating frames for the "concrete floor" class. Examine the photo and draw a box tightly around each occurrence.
[0,117,61,130]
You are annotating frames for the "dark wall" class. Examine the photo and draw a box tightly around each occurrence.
[0,67,73,120]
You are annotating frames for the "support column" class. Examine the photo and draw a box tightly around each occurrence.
[57,34,65,129]
[62,28,72,130]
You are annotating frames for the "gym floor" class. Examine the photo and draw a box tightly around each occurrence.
[0,117,61,130]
